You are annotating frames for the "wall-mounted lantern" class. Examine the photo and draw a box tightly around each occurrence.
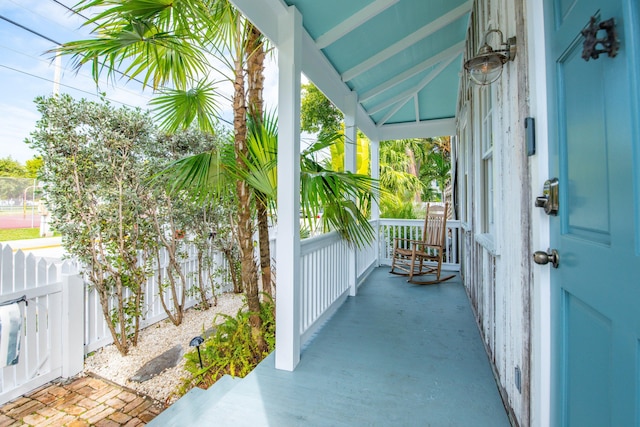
[464,29,517,85]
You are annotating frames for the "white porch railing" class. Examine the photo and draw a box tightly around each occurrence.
[377,218,461,270]
[299,232,350,344]
[295,218,459,347]
[356,220,378,283]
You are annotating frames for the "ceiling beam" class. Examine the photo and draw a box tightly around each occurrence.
[341,1,471,82]
[230,0,381,140]
[359,41,465,103]
[301,32,379,140]
[379,118,456,140]
[377,97,409,127]
[367,54,458,115]
[228,0,288,45]
[315,0,400,49]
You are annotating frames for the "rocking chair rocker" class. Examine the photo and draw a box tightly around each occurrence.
[390,202,455,285]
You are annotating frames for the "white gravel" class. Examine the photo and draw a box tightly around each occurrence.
[83,292,245,405]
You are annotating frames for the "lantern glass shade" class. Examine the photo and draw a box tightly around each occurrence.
[463,30,516,86]
[465,53,505,85]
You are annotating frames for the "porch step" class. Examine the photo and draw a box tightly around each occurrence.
[203,374,242,405]
[147,387,208,426]
[148,375,241,427]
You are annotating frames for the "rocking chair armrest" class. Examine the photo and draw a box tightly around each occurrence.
[393,237,431,251]
[393,237,440,251]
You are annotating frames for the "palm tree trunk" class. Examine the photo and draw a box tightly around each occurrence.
[247,25,265,122]
[255,198,272,296]
[232,45,263,347]
[405,147,422,204]
[246,25,272,298]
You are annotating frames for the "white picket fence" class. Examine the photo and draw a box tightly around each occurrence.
[0,245,81,405]
[0,242,233,405]
[84,245,233,353]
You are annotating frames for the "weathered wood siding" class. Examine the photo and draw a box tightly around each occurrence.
[456,1,532,426]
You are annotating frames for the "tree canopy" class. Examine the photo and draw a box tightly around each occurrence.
[0,156,42,178]
[27,94,233,354]
[299,83,452,219]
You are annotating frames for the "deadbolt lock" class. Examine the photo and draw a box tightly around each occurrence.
[535,178,559,215]
[533,249,560,268]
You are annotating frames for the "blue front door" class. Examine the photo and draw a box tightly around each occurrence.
[545,0,640,425]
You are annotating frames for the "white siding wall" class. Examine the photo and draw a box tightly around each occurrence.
[457,0,532,425]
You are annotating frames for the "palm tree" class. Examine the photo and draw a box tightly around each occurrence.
[165,112,377,248]
[378,140,424,217]
[55,0,265,343]
[421,150,451,202]
[56,0,376,351]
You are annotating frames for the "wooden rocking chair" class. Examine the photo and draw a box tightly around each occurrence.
[390,202,455,285]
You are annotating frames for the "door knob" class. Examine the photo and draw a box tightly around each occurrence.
[533,249,559,268]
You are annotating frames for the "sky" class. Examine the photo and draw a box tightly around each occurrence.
[0,0,282,164]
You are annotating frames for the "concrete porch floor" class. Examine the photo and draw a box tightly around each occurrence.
[152,267,511,426]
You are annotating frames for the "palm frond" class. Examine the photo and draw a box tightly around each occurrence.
[152,148,232,203]
[300,160,379,248]
[150,80,220,133]
[56,0,215,89]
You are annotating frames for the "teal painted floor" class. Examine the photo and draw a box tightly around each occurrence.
[151,268,511,426]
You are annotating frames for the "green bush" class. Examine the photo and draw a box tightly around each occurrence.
[178,296,275,394]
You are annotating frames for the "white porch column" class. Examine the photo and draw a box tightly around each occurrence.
[370,139,380,220]
[275,5,302,371]
[343,91,358,296]
[370,139,380,266]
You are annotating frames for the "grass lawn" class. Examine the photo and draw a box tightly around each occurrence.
[0,228,42,242]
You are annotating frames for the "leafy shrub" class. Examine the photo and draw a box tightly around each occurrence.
[178,296,275,394]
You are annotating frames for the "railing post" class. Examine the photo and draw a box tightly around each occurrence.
[62,273,84,378]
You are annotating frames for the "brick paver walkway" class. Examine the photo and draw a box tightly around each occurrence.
[0,375,163,426]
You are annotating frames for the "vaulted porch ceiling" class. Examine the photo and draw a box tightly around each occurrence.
[231,0,471,141]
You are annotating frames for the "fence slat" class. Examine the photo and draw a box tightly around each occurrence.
[23,301,37,385]
[25,254,36,290]
[13,251,24,292]
[38,295,51,376]
[2,246,13,294]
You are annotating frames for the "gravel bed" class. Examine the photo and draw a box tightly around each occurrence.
[83,292,245,405]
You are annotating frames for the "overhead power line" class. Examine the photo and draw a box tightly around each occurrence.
[0,63,144,109]
[0,14,61,46]
[0,10,235,127]
[49,0,91,21]
[0,43,154,102]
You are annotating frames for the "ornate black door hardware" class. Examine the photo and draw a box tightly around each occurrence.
[581,16,619,61]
